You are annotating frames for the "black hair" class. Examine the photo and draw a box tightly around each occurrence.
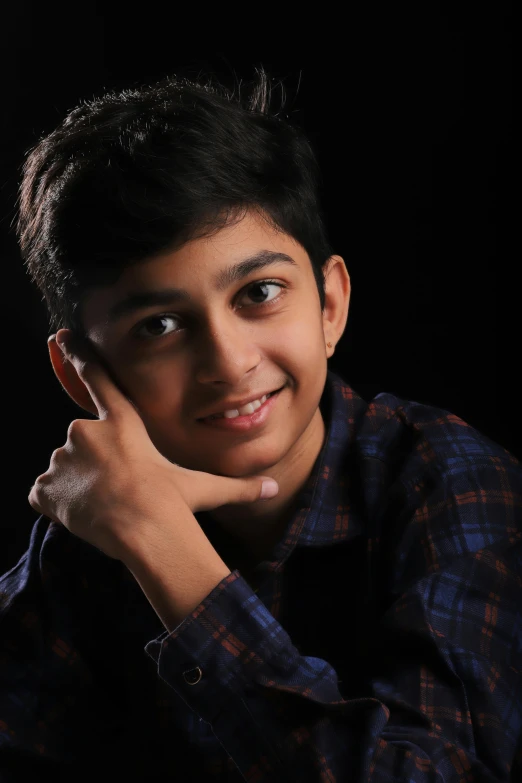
[17,68,333,337]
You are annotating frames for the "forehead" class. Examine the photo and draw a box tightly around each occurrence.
[80,211,310,335]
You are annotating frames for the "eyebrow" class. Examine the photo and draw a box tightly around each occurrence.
[107,250,298,323]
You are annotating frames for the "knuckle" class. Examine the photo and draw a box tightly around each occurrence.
[49,447,63,465]
[28,483,41,508]
[67,418,89,438]
[72,358,88,378]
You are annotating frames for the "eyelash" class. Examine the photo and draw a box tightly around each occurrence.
[133,279,287,341]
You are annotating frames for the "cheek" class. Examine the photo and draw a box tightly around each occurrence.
[111,362,183,416]
[272,320,324,358]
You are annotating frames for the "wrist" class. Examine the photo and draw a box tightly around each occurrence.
[120,516,231,632]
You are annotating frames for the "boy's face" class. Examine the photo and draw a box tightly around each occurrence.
[61,210,350,487]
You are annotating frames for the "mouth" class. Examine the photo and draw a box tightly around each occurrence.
[197,385,286,432]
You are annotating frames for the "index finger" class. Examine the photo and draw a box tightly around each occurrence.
[55,329,138,420]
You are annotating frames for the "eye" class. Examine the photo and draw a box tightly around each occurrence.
[133,279,286,340]
[134,314,180,340]
[237,279,285,308]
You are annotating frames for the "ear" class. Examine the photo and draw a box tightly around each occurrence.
[47,335,99,417]
[321,255,351,355]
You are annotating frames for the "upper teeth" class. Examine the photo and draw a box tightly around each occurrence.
[213,393,269,419]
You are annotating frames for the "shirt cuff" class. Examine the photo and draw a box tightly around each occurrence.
[144,568,301,724]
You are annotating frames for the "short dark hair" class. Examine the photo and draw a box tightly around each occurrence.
[17,69,333,337]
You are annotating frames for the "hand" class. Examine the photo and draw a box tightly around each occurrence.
[28,330,279,562]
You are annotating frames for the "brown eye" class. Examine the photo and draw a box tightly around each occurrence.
[133,279,286,341]
[239,280,284,306]
[135,314,180,339]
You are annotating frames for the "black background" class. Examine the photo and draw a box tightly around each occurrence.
[1,4,517,575]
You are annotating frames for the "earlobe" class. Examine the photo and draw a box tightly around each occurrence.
[47,335,99,416]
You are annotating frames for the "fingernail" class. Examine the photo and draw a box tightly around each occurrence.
[260,480,279,500]
[56,331,71,354]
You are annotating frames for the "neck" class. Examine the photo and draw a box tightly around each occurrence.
[206,407,326,570]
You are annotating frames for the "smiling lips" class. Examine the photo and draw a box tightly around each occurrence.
[198,386,284,420]
[197,386,284,431]
[206,391,276,420]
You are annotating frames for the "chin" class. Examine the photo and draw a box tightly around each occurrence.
[158,431,286,474]
[213,452,282,479]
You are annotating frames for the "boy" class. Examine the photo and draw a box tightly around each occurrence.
[1,71,521,782]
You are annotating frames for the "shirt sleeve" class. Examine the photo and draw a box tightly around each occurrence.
[144,451,522,782]
[0,517,203,783]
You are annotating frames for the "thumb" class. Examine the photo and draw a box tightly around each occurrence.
[193,473,279,513]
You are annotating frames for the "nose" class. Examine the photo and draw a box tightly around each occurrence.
[193,319,262,386]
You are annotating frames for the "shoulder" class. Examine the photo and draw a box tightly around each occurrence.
[355,388,520,479]
[0,515,53,614]
[346,388,522,583]
[0,515,118,628]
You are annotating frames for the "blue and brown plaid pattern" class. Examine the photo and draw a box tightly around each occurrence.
[1,370,521,781]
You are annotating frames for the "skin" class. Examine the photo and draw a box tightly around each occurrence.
[48,210,351,578]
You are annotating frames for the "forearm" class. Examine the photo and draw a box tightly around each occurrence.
[121,515,231,633]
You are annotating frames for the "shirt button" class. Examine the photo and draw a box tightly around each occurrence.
[182,666,203,685]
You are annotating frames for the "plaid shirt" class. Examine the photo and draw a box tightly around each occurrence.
[1,370,521,782]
